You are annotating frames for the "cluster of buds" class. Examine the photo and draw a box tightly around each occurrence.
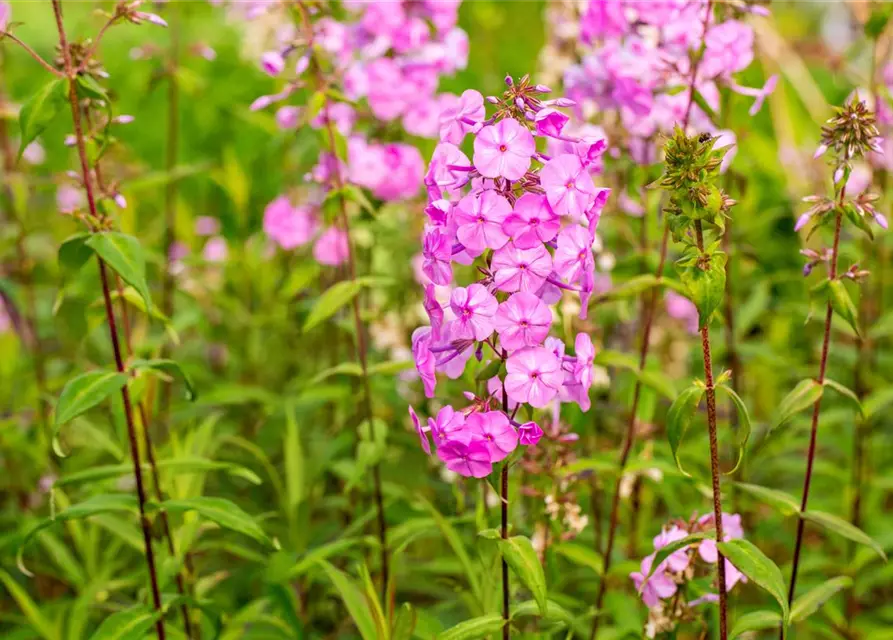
[630,513,747,638]
[409,74,608,478]
[816,97,883,167]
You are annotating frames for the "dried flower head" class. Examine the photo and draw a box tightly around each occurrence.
[817,97,882,164]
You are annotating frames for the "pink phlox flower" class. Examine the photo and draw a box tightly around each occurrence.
[466,411,518,462]
[502,193,560,249]
[573,333,595,389]
[454,191,512,255]
[428,404,467,447]
[422,228,453,286]
[449,283,498,341]
[535,107,570,138]
[425,198,453,227]
[437,439,492,478]
[552,225,594,285]
[409,405,431,454]
[540,154,598,218]
[505,346,564,408]
[665,291,699,334]
[653,526,692,573]
[697,512,744,563]
[491,242,552,293]
[493,292,552,352]
[518,421,544,446]
[630,553,677,608]
[313,226,349,266]
[473,118,536,180]
[263,196,319,250]
[423,284,445,340]
[487,376,518,411]
[412,327,437,398]
[426,143,472,197]
[439,89,486,144]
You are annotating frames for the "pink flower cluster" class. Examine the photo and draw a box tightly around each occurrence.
[409,76,607,477]
[245,1,464,265]
[630,513,746,609]
[563,0,776,164]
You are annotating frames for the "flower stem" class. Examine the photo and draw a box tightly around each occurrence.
[783,206,843,631]
[501,463,510,640]
[51,1,164,636]
[115,277,194,638]
[296,1,388,600]
[694,220,729,640]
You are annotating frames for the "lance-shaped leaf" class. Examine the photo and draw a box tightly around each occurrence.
[822,378,864,417]
[58,233,93,274]
[391,602,417,640]
[86,232,153,311]
[733,483,801,516]
[677,250,726,329]
[828,279,859,336]
[791,576,853,622]
[315,561,377,640]
[800,511,886,561]
[303,280,363,332]
[55,370,128,428]
[642,533,710,581]
[716,539,790,630]
[716,384,752,473]
[666,383,705,475]
[730,610,782,639]
[150,497,271,546]
[130,358,197,401]
[18,78,69,158]
[496,535,548,615]
[438,614,505,640]
[771,379,823,431]
[0,567,59,640]
[553,542,604,575]
[87,606,161,640]
[593,349,676,400]
[54,457,262,488]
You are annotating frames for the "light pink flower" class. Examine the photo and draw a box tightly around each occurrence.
[261,51,285,76]
[630,554,677,607]
[491,242,552,293]
[540,154,597,218]
[449,283,498,341]
[473,119,535,180]
[412,327,437,398]
[552,225,593,285]
[423,284,445,340]
[437,440,492,478]
[263,196,318,250]
[653,526,692,573]
[573,333,595,389]
[493,292,552,351]
[518,421,543,446]
[409,406,431,455]
[535,108,570,138]
[505,347,563,408]
[313,226,349,266]
[422,228,453,286]
[439,89,485,144]
[428,404,466,446]
[502,193,560,249]
[276,106,300,129]
[466,411,518,462]
[202,237,228,262]
[454,191,511,255]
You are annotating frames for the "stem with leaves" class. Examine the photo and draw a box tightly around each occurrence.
[50,1,165,636]
[501,463,510,640]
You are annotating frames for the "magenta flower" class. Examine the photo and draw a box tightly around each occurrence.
[260,51,285,76]
[573,333,595,388]
[263,196,319,250]
[552,225,593,284]
[423,284,445,340]
[502,193,560,249]
[518,421,544,446]
[439,89,485,144]
[409,406,431,455]
[493,292,552,352]
[370,143,425,201]
[426,143,473,197]
[428,405,467,447]
[491,242,552,293]
[437,440,492,478]
[505,347,564,408]
[535,107,570,138]
[422,228,453,286]
[466,411,518,462]
[473,119,535,180]
[653,526,692,573]
[454,191,512,255]
[276,106,300,130]
[665,291,699,334]
[540,154,598,218]
[449,283,498,341]
[313,226,349,266]
[630,554,677,607]
[412,328,437,398]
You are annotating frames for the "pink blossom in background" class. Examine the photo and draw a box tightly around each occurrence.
[202,237,228,262]
[313,226,349,266]
[665,291,699,334]
[57,185,84,214]
[630,555,677,608]
[195,216,221,236]
[263,196,318,250]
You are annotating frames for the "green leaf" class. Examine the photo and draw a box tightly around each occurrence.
[75,75,110,102]
[677,250,726,328]
[310,362,363,385]
[438,614,505,640]
[277,538,366,581]
[0,568,59,640]
[475,358,504,382]
[496,535,547,616]
[791,576,853,622]
[716,539,790,629]
[130,358,196,401]
[716,384,752,473]
[54,457,262,488]
[593,349,676,400]
[392,602,417,640]
[316,561,377,640]
[54,369,128,431]
[86,232,153,311]
[800,511,887,561]
[666,384,705,476]
[511,599,575,626]
[303,280,362,332]
[593,274,661,302]
[58,233,93,274]
[284,403,305,511]
[730,610,781,639]
[553,542,603,575]
[152,497,271,546]
[828,280,859,336]
[733,483,801,516]
[417,498,482,601]
[865,3,893,37]
[822,378,864,417]
[864,386,893,419]
[643,533,710,581]
[18,494,139,576]
[87,606,160,640]
[771,379,823,431]
[280,262,322,299]
[18,78,69,158]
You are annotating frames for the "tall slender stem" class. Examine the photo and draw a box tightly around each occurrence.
[501,464,510,640]
[296,1,388,598]
[783,207,843,629]
[696,221,728,640]
[115,278,194,638]
[51,1,164,636]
